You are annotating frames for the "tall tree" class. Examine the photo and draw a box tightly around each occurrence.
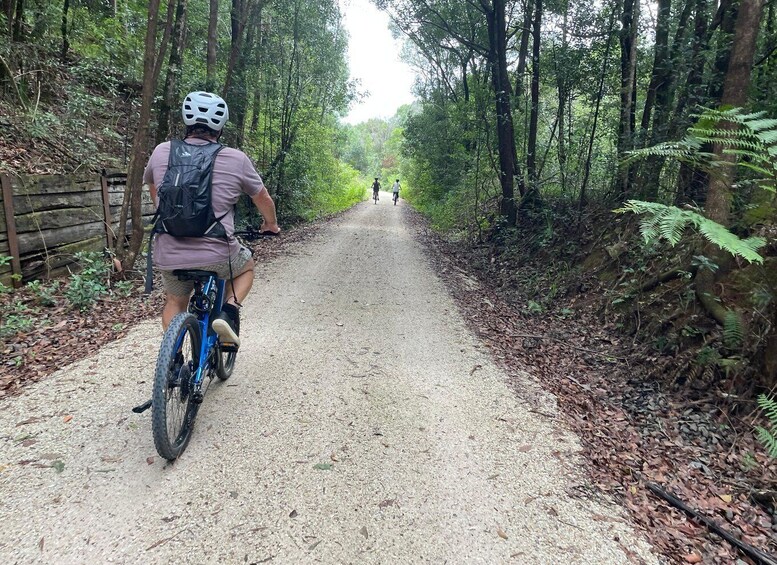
[157,0,189,143]
[116,0,163,271]
[617,0,639,197]
[695,0,766,324]
[526,0,542,198]
[61,0,70,61]
[206,0,219,90]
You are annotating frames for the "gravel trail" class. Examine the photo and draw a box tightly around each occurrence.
[0,195,655,564]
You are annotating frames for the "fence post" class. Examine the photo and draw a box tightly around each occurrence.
[99,170,114,250]
[0,173,22,288]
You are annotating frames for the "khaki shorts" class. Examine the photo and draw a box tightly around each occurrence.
[161,246,253,297]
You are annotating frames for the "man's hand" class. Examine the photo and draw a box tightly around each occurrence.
[260,221,281,234]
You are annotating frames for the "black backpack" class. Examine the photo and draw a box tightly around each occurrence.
[154,139,226,238]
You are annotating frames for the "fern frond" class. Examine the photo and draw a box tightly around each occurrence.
[756,427,777,458]
[746,118,777,132]
[615,201,766,263]
[696,220,766,263]
[756,395,777,458]
[759,394,777,423]
[658,208,687,245]
[723,311,743,350]
[757,129,777,144]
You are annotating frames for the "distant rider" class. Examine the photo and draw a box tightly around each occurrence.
[392,179,401,203]
[372,177,381,201]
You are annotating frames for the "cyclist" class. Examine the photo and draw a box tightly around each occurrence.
[392,179,401,204]
[143,91,280,349]
[371,177,381,201]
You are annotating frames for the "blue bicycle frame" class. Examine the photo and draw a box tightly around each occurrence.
[182,275,227,388]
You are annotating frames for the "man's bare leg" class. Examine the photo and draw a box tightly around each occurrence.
[223,258,255,306]
[162,294,191,330]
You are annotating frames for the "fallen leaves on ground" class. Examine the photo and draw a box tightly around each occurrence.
[412,210,777,564]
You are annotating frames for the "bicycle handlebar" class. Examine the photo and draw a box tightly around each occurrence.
[234,228,280,241]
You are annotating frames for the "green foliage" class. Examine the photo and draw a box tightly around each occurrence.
[26,280,60,307]
[0,300,35,338]
[615,200,766,263]
[64,252,111,312]
[722,310,744,350]
[625,107,777,192]
[113,280,135,298]
[755,394,777,458]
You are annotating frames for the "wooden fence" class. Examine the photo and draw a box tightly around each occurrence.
[0,171,154,286]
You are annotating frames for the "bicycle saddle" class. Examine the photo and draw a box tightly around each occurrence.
[172,269,219,282]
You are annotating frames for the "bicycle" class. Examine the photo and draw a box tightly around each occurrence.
[373,190,379,204]
[392,192,399,205]
[133,228,277,461]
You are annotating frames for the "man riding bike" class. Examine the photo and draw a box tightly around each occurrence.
[143,91,280,349]
[372,177,381,202]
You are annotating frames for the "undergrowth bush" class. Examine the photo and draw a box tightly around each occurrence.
[64,252,111,311]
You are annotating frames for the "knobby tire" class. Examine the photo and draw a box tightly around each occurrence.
[215,347,237,380]
[152,312,201,461]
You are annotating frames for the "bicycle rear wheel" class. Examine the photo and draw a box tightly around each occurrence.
[152,312,201,461]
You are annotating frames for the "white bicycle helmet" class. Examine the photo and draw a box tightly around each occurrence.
[182,91,229,131]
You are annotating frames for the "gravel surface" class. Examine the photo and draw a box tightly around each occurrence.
[0,195,656,564]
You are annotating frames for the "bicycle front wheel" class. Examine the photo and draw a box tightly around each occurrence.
[152,312,202,461]
[215,348,237,380]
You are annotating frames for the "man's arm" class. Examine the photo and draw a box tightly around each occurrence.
[147,183,157,203]
[251,188,280,233]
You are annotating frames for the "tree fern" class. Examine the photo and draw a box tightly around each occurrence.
[756,394,777,458]
[615,200,766,263]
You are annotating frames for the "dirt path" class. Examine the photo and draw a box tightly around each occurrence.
[0,194,655,564]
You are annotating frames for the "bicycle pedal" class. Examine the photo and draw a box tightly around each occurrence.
[132,399,152,414]
[220,343,239,353]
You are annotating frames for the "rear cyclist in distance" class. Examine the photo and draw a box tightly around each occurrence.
[144,91,280,349]
[372,177,381,202]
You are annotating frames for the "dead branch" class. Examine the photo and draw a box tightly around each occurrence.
[646,481,777,565]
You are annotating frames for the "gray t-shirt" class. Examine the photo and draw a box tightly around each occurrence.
[143,138,265,270]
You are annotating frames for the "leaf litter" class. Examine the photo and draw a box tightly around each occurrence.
[413,210,777,564]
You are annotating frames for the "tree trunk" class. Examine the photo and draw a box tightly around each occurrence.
[2,0,13,37]
[225,0,261,145]
[674,0,712,205]
[222,0,252,101]
[151,0,176,88]
[616,0,639,198]
[116,0,163,271]
[156,0,188,144]
[12,0,24,41]
[637,0,671,199]
[486,0,521,225]
[526,0,542,194]
[696,0,765,325]
[60,0,69,61]
[639,0,671,137]
[513,1,533,109]
[556,5,568,194]
[206,0,219,91]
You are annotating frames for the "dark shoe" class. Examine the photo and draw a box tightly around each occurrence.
[213,303,240,350]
